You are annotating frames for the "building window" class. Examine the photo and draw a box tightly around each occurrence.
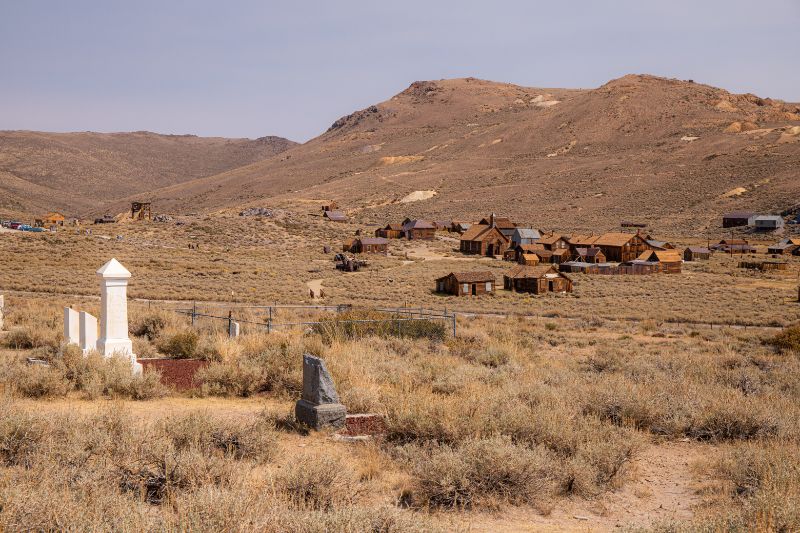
[462,283,468,294]
[485,282,492,292]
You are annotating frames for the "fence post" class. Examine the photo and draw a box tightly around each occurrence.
[452,313,457,337]
[228,311,233,338]
[268,307,272,334]
[191,301,196,327]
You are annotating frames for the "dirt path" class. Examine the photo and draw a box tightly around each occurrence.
[462,440,707,532]
[306,278,324,299]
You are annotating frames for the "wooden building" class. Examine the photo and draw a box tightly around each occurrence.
[35,212,66,227]
[635,250,683,273]
[504,265,573,294]
[344,237,388,254]
[324,210,348,222]
[435,271,496,296]
[722,211,755,228]
[592,232,651,262]
[401,219,436,240]
[684,246,711,261]
[321,201,339,212]
[645,239,674,250]
[478,214,516,238]
[711,239,756,254]
[375,223,404,239]
[510,228,541,247]
[519,253,541,266]
[560,261,601,274]
[537,234,570,252]
[450,221,472,234]
[460,224,510,256]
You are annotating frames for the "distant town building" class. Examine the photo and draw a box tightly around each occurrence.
[722,211,756,228]
[435,271,496,296]
[753,215,784,231]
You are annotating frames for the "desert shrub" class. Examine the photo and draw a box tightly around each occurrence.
[4,362,70,399]
[404,437,559,509]
[130,308,173,340]
[312,310,446,343]
[1,325,60,353]
[274,454,360,510]
[162,412,277,463]
[158,329,199,359]
[765,324,800,354]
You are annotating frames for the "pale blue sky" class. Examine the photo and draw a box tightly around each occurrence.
[1,0,798,142]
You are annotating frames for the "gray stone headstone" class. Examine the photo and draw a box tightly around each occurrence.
[295,354,346,429]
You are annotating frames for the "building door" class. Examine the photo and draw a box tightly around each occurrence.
[471,284,477,295]
[487,243,494,256]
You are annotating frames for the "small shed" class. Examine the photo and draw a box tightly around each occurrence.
[511,228,541,247]
[344,237,388,254]
[767,241,798,255]
[754,215,785,231]
[402,219,436,240]
[503,265,573,294]
[375,223,404,239]
[435,271,496,296]
[683,246,711,261]
[321,201,339,212]
[560,261,600,274]
[722,211,756,228]
[519,253,541,266]
[636,250,683,273]
[450,221,472,234]
[324,210,348,222]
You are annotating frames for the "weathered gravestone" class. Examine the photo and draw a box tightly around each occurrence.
[295,354,346,429]
[64,307,80,345]
[96,258,142,374]
[79,311,98,354]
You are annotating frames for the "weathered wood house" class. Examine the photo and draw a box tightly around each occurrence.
[592,232,651,262]
[450,221,472,234]
[321,201,339,212]
[537,234,570,252]
[574,247,606,263]
[503,265,573,294]
[401,219,436,240]
[683,246,711,261]
[635,250,683,273]
[767,239,799,255]
[711,239,756,254]
[519,253,541,266]
[435,271,496,296]
[722,211,756,228]
[375,223,404,239]
[345,237,388,254]
[460,224,510,257]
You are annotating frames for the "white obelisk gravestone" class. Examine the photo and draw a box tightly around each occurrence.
[96,259,141,374]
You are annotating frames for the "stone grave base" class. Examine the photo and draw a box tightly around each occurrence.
[342,413,386,436]
[295,399,346,429]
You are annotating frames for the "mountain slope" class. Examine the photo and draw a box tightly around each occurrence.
[150,75,800,232]
[0,131,296,216]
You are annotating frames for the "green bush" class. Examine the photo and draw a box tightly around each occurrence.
[158,330,199,359]
[766,324,800,354]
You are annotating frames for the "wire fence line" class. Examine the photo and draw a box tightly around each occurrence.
[173,303,458,338]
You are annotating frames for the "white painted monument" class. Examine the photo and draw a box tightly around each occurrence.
[96,258,142,374]
[229,320,240,338]
[64,307,80,345]
[79,311,98,354]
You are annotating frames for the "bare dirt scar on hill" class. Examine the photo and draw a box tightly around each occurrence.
[306,279,324,298]
[465,440,705,532]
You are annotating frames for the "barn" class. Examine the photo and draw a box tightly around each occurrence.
[683,246,711,261]
[722,211,756,228]
[435,271,496,296]
[636,250,683,273]
[592,232,651,262]
[503,265,573,294]
[402,219,436,240]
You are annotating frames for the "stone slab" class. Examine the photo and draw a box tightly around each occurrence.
[79,311,98,354]
[301,353,340,405]
[295,399,346,429]
[64,307,80,345]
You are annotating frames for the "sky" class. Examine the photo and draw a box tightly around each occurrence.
[1,1,798,142]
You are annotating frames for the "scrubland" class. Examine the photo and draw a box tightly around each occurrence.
[1,289,799,531]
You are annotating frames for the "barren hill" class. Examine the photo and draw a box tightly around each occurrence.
[149,75,800,232]
[0,131,296,217]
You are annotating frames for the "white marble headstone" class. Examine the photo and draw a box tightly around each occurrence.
[64,307,80,345]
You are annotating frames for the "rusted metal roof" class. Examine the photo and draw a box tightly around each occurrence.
[637,250,682,263]
[537,234,567,246]
[593,232,639,247]
[324,210,348,221]
[358,237,388,245]
[437,271,496,283]
[504,264,569,280]
[402,219,436,231]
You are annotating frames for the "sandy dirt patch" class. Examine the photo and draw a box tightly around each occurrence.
[721,186,747,198]
[378,155,424,166]
[306,278,324,298]
[400,190,437,203]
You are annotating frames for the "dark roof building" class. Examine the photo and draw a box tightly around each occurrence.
[435,271,496,296]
